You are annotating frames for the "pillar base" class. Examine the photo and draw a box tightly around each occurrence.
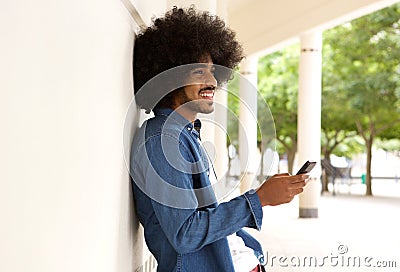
[299,208,318,218]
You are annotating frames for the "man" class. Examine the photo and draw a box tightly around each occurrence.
[130,7,308,271]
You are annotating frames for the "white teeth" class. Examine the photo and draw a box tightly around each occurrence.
[200,93,213,98]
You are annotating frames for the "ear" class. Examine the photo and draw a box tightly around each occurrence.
[169,88,184,110]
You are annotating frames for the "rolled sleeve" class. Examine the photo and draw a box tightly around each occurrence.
[243,189,263,230]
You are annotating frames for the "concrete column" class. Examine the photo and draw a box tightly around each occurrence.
[298,32,322,218]
[167,0,223,196]
[166,1,219,149]
[239,57,259,193]
[213,85,229,197]
[211,0,230,199]
[167,0,217,154]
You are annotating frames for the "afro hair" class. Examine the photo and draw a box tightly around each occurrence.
[133,6,245,111]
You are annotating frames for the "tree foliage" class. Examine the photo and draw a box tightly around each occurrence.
[323,3,400,195]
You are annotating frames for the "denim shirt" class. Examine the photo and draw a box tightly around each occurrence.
[130,108,265,271]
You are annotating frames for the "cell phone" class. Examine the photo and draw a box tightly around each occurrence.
[296,161,317,175]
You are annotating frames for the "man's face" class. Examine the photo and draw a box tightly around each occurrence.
[174,55,217,116]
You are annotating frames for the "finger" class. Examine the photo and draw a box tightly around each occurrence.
[297,174,309,180]
[292,187,304,196]
[274,173,291,177]
[289,180,306,189]
[289,174,309,183]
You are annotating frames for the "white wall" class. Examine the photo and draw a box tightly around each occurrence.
[131,0,167,26]
[0,0,142,271]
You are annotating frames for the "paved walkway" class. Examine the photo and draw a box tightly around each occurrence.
[246,193,400,271]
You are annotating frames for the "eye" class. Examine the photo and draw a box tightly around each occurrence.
[192,69,205,75]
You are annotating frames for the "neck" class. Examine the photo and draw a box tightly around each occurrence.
[172,106,197,123]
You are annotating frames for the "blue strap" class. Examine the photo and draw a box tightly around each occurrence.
[236,229,266,265]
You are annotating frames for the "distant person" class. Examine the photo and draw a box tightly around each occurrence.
[130,6,308,271]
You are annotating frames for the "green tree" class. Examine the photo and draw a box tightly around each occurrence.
[323,3,400,195]
[321,28,362,192]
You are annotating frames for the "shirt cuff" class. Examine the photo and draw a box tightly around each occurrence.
[244,189,263,230]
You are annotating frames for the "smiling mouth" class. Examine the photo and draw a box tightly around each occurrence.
[199,86,215,100]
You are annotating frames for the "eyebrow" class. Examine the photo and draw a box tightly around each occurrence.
[191,63,215,70]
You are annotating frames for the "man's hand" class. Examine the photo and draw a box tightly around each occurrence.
[256,173,308,207]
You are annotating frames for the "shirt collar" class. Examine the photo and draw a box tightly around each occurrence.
[153,108,192,128]
[153,108,202,139]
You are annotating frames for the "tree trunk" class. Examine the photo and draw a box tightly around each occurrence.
[321,155,331,193]
[322,172,329,192]
[355,120,374,196]
[365,138,373,196]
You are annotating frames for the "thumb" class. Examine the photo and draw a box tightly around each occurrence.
[273,173,291,177]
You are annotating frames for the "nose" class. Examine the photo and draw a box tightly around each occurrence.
[205,70,217,87]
